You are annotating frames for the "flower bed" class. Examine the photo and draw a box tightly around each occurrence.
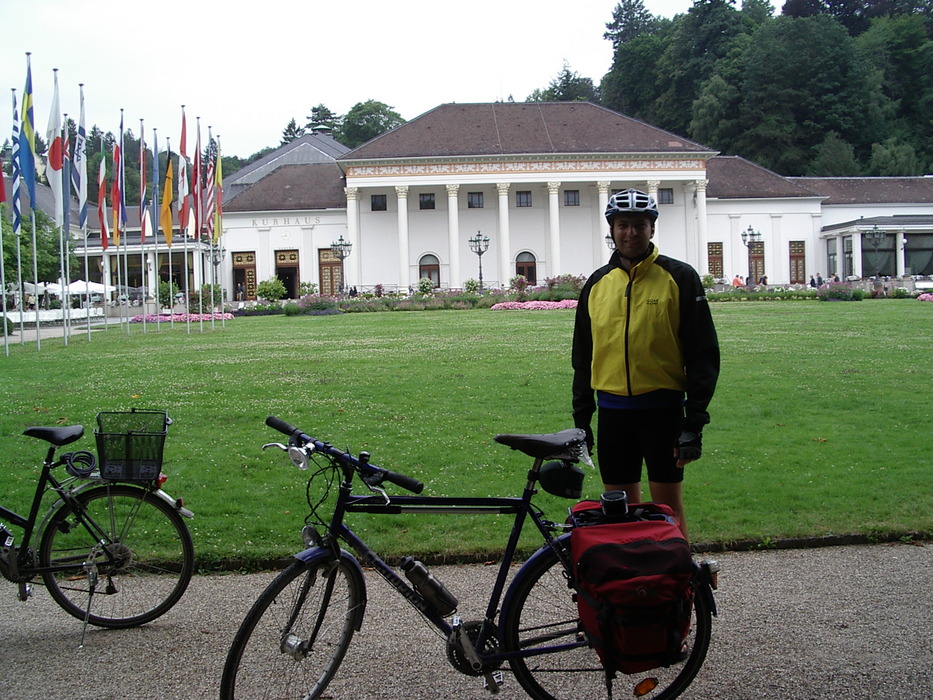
[919,293,933,302]
[490,300,578,310]
[130,312,235,323]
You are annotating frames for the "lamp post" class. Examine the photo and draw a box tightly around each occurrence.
[331,235,352,295]
[210,243,226,310]
[865,224,886,277]
[468,231,490,291]
[741,225,762,282]
[605,233,615,250]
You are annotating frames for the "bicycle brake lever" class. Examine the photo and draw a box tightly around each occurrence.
[363,480,390,506]
[262,442,288,451]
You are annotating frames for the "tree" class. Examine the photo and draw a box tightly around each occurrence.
[280,118,306,146]
[335,100,405,149]
[305,104,340,132]
[806,131,863,175]
[527,62,599,102]
[600,25,672,118]
[867,138,923,175]
[603,0,660,49]
[1,206,78,284]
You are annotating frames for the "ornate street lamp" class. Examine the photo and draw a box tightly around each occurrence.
[605,233,615,250]
[331,235,352,295]
[865,224,886,277]
[468,231,490,291]
[741,226,762,283]
[210,243,226,310]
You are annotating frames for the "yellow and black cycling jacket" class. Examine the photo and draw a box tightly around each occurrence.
[572,243,720,434]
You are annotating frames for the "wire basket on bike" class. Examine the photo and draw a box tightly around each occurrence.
[94,409,169,482]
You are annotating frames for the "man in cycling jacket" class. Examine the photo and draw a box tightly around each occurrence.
[572,189,720,539]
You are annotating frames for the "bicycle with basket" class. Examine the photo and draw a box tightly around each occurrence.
[0,408,194,642]
[220,416,719,699]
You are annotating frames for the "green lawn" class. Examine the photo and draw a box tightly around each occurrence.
[1,300,930,567]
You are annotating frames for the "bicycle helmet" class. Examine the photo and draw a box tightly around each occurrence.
[604,189,658,223]
[538,460,585,499]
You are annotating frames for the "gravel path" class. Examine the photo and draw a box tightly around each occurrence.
[1,542,930,699]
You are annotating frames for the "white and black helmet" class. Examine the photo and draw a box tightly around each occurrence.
[605,189,659,222]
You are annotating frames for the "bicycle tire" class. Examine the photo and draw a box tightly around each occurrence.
[502,540,712,700]
[38,483,194,629]
[220,554,365,700]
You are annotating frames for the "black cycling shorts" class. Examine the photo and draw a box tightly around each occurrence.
[596,405,685,485]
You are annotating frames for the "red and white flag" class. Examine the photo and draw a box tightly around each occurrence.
[46,69,64,227]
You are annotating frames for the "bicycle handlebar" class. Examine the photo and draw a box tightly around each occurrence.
[265,415,424,494]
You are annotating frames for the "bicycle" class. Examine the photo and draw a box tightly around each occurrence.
[0,410,195,642]
[220,416,719,700]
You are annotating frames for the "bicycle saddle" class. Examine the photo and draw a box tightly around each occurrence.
[23,425,85,446]
[494,428,586,459]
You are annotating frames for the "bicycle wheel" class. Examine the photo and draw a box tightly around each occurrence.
[503,540,712,700]
[220,554,365,700]
[39,483,193,628]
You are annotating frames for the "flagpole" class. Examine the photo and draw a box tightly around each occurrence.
[74,84,90,342]
[139,117,147,334]
[216,134,225,330]
[152,128,161,333]
[165,136,174,330]
[194,116,203,334]
[61,111,71,346]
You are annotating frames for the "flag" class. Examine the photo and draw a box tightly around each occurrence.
[213,136,223,243]
[72,84,87,229]
[204,130,215,241]
[139,119,148,241]
[191,118,201,239]
[151,129,160,243]
[97,138,109,250]
[0,156,5,203]
[111,142,121,245]
[160,147,174,247]
[46,69,64,227]
[20,54,37,209]
[10,90,22,236]
[178,108,189,236]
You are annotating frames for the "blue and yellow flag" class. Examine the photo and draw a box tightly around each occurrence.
[19,53,37,209]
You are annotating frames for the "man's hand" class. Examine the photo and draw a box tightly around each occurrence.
[674,430,702,468]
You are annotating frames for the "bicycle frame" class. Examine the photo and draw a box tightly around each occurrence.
[303,465,581,667]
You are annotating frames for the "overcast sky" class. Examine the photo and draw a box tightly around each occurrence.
[0,1,779,159]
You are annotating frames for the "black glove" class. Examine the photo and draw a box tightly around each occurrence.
[676,430,702,462]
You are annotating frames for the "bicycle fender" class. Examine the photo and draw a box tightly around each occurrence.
[292,547,368,632]
[499,533,572,625]
[152,488,195,518]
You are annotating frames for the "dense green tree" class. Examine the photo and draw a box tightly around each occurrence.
[335,100,405,149]
[868,138,923,174]
[305,104,340,132]
[1,206,77,283]
[653,0,744,135]
[599,23,673,119]
[526,62,599,102]
[806,131,863,174]
[280,118,306,146]
[603,0,660,48]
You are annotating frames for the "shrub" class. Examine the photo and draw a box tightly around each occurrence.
[510,275,529,301]
[158,280,179,308]
[189,283,226,312]
[256,276,287,302]
[817,283,862,301]
[417,277,434,295]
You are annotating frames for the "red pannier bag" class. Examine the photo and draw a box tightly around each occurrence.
[570,500,695,679]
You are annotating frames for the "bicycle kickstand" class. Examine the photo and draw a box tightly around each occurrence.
[78,557,99,649]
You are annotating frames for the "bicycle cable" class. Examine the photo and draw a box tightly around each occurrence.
[63,450,97,478]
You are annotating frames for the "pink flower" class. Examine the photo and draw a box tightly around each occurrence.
[490,300,578,310]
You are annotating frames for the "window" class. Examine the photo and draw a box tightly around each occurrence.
[515,252,537,285]
[826,238,838,280]
[564,190,580,207]
[419,193,435,210]
[657,188,674,204]
[371,194,387,211]
[467,192,484,209]
[419,254,440,288]
[516,191,532,208]
[789,241,806,284]
[707,242,723,279]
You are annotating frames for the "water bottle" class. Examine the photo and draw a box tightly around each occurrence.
[400,556,458,616]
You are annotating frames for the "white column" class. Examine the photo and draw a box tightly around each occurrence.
[646,180,660,243]
[147,251,158,301]
[396,185,410,291]
[896,231,906,277]
[446,184,461,288]
[345,187,361,287]
[547,181,561,277]
[695,179,709,275]
[853,232,864,279]
[497,183,511,287]
[597,181,611,266]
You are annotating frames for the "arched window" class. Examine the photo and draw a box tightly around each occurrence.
[419,254,440,288]
[515,252,537,285]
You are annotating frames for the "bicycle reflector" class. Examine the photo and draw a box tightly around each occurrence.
[538,460,584,499]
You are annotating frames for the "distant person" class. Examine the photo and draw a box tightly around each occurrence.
[732,274,742,288]
[832,273,840,282]
[572,189,720,540]
[809,275,816,288]
[758,275,768,286]
[816,273,824,286]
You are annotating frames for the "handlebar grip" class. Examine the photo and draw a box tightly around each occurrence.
[382,469,424,494]
[266,415,301,437]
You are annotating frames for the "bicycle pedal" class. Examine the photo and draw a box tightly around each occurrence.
[482,670,504,694]
[17,582,32,601]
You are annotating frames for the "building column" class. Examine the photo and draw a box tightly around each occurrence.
[646,180,661,246]
[597,181,611,265]
[695,179,709,275]
[547,181,561,277]
[345,186,361,287]
[497,183,511,287]
[396,185,410,291]
[896,231,907,277]
[147,250,158,301]
[853,232,864,279]
[446,184,461,288]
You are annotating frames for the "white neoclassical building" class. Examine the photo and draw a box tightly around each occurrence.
[57,102,933,300]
